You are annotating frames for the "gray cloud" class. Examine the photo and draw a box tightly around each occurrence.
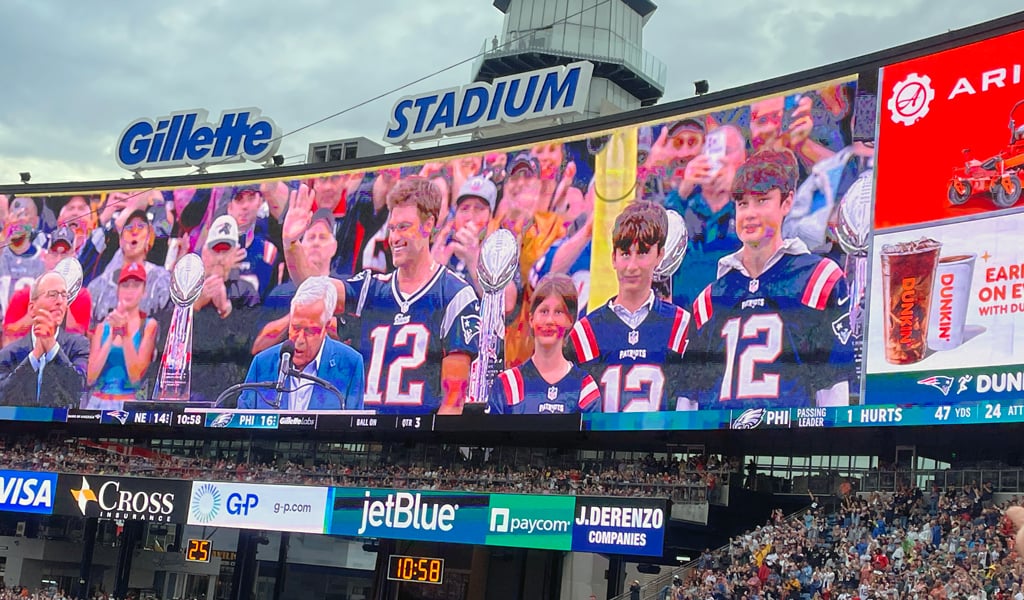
[0,0,1020,184]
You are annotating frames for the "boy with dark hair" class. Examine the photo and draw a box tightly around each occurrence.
[690,149,855,409]
[569,201,692,412]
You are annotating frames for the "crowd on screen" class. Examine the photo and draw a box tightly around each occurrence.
[0,78,874,416]
[0,438,730,501]
[660,485,1024,600]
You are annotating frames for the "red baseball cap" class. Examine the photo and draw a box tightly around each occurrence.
[118,262,148,284]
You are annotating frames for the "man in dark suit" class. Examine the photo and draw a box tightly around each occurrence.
[0,271,89,407]
[238,277,364,410]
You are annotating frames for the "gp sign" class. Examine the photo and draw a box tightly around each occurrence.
[187,482,328,533]
[384,61,593,144]
[116,108,281,171]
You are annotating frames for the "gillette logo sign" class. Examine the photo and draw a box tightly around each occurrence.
[384,61,593,144]
[489,508,570,534]
[0,471,56,514]
[357,491,459,535]
[116,108,280,171]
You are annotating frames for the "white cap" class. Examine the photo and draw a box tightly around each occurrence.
[207,215,239,249]
[456,176,498,213]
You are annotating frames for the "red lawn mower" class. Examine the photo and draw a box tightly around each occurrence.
[947,99,1024,208]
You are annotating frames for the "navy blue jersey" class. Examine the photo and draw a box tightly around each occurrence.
[344,266,480,414]
[690,243,855,409]
[489,359,601,415]
[569,296,692,412]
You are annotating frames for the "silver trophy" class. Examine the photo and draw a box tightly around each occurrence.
[835,169,874,366]
[54,257,84,304]
[154,253,205,401]
[467,229,520,409]
[653,209,689,298]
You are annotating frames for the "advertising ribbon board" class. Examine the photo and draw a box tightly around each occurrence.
[187,481,328,533]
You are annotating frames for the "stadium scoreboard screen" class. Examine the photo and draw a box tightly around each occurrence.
[386,555,444,585]
[2,25,1024,434]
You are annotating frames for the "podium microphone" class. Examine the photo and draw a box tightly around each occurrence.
[273,340,296,409]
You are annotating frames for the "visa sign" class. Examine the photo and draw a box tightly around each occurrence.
[116,108,281,171]
[0,471,56,515]
[384,61,594,144]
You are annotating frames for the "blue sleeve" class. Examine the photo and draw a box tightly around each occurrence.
[236,356,261,409]
[443,287,481,358]
[344,348,365,410]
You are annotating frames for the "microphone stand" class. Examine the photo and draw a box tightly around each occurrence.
[213,372,345,409]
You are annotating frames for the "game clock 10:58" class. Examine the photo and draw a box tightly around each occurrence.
[386,555,444,585]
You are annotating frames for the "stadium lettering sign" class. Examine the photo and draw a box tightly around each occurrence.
[116,108,281,171]
[384,61,594,144]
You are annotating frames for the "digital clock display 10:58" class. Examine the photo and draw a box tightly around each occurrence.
[386,555,444,585]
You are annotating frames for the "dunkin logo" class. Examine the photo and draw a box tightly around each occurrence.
[936,272,955,342]
[899,277,917,344]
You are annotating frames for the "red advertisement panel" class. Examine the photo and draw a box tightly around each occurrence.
[875,27,1024,229]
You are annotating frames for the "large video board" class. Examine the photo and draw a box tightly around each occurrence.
[2,21,1024,432]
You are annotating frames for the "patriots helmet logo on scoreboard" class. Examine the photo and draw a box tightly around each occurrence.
[917,375,954,396]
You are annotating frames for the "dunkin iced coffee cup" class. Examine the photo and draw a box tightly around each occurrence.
[927,253,976,351]
[880,238,942,364]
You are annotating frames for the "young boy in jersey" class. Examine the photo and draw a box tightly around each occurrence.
[490,273,600,414]
[568,201,692,412]
[690,149,855,409]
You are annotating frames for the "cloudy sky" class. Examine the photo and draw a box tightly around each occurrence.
[0,0,1021,185]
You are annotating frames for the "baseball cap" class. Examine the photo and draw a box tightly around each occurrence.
[121,209,152,229]
[667,118,706,137]
[310,208,336,233]
[10,197,37,217]
[455,176,497,213]
[118,261,147,284]
[732,149,799,198]
[49,225,74,251]
[231,184,261,199]
[508,152,540,178]
[207,215,240,250]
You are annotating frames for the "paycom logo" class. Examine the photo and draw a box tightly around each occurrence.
[486,494,575,550]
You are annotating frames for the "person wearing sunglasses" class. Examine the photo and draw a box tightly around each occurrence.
[0,271,90,407]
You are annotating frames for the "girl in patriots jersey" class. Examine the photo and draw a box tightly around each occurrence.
[689,149,856,410]
[568,202,694,413]
[490,274,600,415]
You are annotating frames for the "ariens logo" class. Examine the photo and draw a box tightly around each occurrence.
[190,483,223,523]
[116,108,280,171]
[488,507,569,534]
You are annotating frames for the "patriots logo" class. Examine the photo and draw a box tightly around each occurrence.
[106,410,129,425]
[209,413,234,428]
[956,375,973,395]
[831,313,852,345]
[461,314,481,343]
[917,375,953,396]
[731,408,765,430]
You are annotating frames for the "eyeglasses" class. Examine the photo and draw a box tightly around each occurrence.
[40,290,69,301]
[289,325,324,338]
[123,221,149,234]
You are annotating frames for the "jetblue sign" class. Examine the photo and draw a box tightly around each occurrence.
[0,471,56,515]
[116,108,281,171]
[384,61,594,144]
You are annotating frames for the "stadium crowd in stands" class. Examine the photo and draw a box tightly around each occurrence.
[659,483,1024,600]
[0,437,731,502]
